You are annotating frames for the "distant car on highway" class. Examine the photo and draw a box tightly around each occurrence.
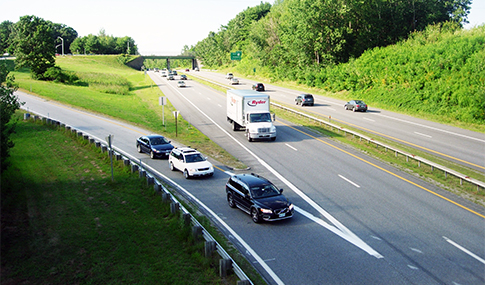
[252,83,265,91]
[172,70,178,75]
[225,73,234,79]
[136,135,174,159]
[177,81,186,87]
[169,147,214,179]
[344,100,368,112]
[185,68,190,72]
[225,173,294,223]
[167,74,174,80]
[295,94,314,106]
[230,78,239,85]
[180,74,187,80]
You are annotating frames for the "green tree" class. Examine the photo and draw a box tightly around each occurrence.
[0,21,14,55]
[10,15,55,79]
[0,62,23,173]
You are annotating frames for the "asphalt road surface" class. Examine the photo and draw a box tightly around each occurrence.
[15,72,485,284]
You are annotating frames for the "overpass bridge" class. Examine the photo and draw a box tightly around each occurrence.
[126,55,198,71]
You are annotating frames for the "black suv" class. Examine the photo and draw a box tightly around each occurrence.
[226,173,294,223]
[252,83,265,91]
[136,135,174,159]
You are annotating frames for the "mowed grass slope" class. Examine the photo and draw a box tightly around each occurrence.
[1,116,224,284]
[10,55,244,169]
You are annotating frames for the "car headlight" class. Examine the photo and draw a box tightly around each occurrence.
[260,208,273,214]
[288,204,294,211]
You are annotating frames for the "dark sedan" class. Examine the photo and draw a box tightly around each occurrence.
[295,94,314,106]
[226,173,294,223]
[252,83,265,91]
[136,135,174,159]
[180,74,187,80]
[344,100,368,112]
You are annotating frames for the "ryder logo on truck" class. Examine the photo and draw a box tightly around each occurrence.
[247,100,266,107]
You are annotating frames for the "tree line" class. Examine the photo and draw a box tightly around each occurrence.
[192,0,471,71]
[0,15,138,80]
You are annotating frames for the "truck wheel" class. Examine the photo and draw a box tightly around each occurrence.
[247,132,252,142]
[232,122,239,131]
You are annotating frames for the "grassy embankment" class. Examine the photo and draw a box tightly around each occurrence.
[0,115,232,284]
[10,55,245,170]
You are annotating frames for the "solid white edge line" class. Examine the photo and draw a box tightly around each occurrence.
[443,236,485,264]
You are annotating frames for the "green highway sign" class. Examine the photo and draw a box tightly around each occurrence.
[230,51,242,61]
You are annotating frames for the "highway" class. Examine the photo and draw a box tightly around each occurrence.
[190,70,485,173]
[16,71,485,285]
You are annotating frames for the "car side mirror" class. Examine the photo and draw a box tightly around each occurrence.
[279,189,283,194]
[272,113,276,122]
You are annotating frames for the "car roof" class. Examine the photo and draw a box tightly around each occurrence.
[145,134,165,139]
[234,173,271,187]
[174,147,200,154]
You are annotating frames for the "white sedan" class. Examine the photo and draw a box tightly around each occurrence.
[177,81,186,88]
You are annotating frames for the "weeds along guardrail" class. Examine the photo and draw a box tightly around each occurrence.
[22,111,253,285]
[271,103,485,192]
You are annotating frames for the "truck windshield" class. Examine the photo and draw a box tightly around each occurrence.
[249,113,271,123]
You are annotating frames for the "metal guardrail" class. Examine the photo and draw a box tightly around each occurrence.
[271,102,485,191]
[22,111,253,285]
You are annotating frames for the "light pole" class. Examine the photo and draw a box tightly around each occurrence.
[57,36,64,56]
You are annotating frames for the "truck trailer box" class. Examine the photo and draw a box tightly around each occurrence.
[226,89,276,141]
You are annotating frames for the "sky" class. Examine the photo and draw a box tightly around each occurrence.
[1,0,484,56]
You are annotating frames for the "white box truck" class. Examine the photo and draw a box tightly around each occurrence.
[227,89,276,142]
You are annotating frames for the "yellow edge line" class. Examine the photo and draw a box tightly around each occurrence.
[278,120,485,219]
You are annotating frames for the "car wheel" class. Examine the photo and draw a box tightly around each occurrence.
[137,144,142,153]
[271,137,276,141]
[227,193,236,208]
[170,161,176,171]
[251,208,261,223]
[150,151,155,159]
[183,169,190,179]
[344,105,348,110]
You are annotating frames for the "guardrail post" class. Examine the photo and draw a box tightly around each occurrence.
[153,183,161,192]
[123,159,130,166]
[101,145,108,153]
[183,213,191,226]
[147,176,154,185]
[139,170,146,178]
[162,192,170,203]
[219,259,232,277]
[205,241,216,257]
[115,154,122,160]
[131,164,138,173]
[237,280,251,285]
[170,202,179,214]
[192,226,202,241]
[24,113,30,120]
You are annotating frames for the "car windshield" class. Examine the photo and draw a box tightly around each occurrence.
[185,153,205,163]
[150,137,169,145]
[355,100,365,104]
[250,184,280,198]
[249,113,271,123]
